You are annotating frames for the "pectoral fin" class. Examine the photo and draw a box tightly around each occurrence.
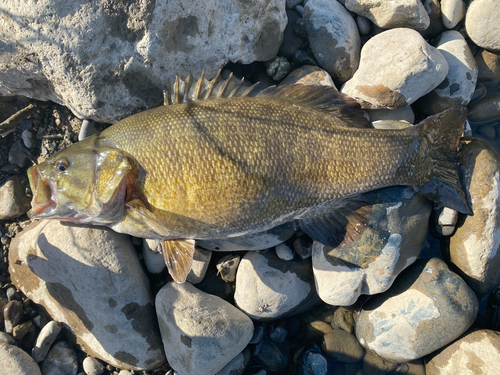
[125,199,171,237]
[161,239,195,283]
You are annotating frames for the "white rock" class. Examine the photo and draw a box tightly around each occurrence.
[234,251,316,320]
[303,0,360,82]
[186,246,212,284]
[0,0,287,123]
[32,321,62,363]
[8,220,165,370]
[142,239,165,274]
[465,0,500,53]
[345,0,430,30]
[156,282,253,375]
[0,176,31,220]
[0,343,42,375]
[275,243,294,261]
[441,0,465,29]
[41,341,78,375]
[82,356,105,375]
[341,28,448,109]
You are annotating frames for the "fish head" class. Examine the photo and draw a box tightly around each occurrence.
[28,137,140,225]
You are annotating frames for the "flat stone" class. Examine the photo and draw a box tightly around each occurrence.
[441,0,465,29]
[0,175,31,220]
[426,330,500,375]
[465,0,500,53]
[345,0,430,30]
[9,220,165,370]
[313,187,431,306]
[156,282,253,375]
[341,28,448,109]
[449,139,500,299]
[0,343,42,375]
[355,258,478,362]
[303,0,360,83]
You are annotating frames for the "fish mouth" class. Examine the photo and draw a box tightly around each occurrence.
[28,166,57,217]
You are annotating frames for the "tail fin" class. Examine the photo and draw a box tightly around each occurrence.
[413,106,472,215]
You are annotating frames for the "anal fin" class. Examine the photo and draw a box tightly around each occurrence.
[161,239,195,283]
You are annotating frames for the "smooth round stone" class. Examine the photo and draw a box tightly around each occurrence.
[21,128,36,149]
[82,356,105,375]
[449,139,500,299]
[367,106,414,124]
[0,175,31,220]
[141,239,165,274]
[197,223,295,251]
[286,0,303,9]
[313,187,431,306]
[341,28,448,109]
[41,341,78,375]
[0,343,42,375]
[465,0,500,52]
[418,31,478,115]
[426,330,500,375]
[186,246,212,284]
[305,321,333,343]
[156,282,253,375]
[269,327,288,343]
[475,49,500,82]
[3,300,22,334]
[280,65,337,88]
[254,339,289,372]
[468,93,500,123]
[356,15,370,36]
[355,258,478,362]
[234,250,317,320]
[303,0,360,83]
[345,0,430,30]
[441,0,465,29]
[322,327,364,363]
[32,321,62,363]
[275,243,294,261]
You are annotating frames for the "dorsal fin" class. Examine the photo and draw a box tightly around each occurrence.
[163,71,371,128]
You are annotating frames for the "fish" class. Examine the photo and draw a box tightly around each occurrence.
[27,72,471,283]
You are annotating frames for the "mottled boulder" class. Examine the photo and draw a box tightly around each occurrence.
[355,258,478,362]
[0,0,287,123]
[465,0,500,53]
[449,139,500,299]
[8,220,164,370]
[156,282,253,375]
[313,187,431,306]
[341,28,448,109]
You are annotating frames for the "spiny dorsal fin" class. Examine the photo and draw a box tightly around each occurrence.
[163,71,371,128]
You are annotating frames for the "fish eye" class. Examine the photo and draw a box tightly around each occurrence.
[56,160,69,172]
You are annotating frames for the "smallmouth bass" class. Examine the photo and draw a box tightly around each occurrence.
[27,74,471,282]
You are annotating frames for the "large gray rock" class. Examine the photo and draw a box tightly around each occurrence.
[156,282,254,375]
[0,0,287,123]
[0,343,42,375]
[341,28,448,109]
[8,220,165,370]
[465,0,500,53]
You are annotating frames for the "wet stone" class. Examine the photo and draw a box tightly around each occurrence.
[0,343,42,375]
[265,56,292,81]
[41,341,78,375]
[297,347,329,375]
[32,320,63,363]
[278,10,309,61]
[12,320,32,340]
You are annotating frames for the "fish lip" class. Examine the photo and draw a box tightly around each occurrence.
[28,166,57,217]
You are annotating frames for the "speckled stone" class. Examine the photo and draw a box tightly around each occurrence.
[465,0,500,53]
[8,220,165,370]
[0,343,42,375]
[449,139,500,299]
[426,330,500,375]
[341,28,448,109]
[156,282,253,375]
[355,258,478,362]
[312,187,431,306]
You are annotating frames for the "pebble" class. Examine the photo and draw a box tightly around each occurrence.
[265,56,292,81]
[32,321,63,363]
[8,140,31,168]
[275,243,294,261]
[216,349,251,375]
[186,246,212,284]
[249,325,265,345]
[475,49,500,82]
[431,206,458,237]
[342,28,448,109]
[22,128,37,149]
[0,175,32,220]
[254,339,289,372]
[322,326,364,363]
[3,300,22,333]
[216,254,240,283]
[356,15,370,36]
[465,0,500,52]
[449,139,500,299]
[297,347,329,375]
[441,0,465,29]
[345,0,430,30]
[303,0,360,82]
[82,356,105,375]
[0,343,42,375]
[293,237,312,260]
[280,65,336,88]
[12,320,32,340]
[234,250,317,320]
[156,282,253,375]
[41,341,78,375]
[355,258,479,362]
[6,286,21,301]
[313,187,431,306]
[426,330,500,374]
[141,239,165,274]
[333,307,355,334]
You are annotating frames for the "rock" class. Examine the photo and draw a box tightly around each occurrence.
[355,258,478,362]
[293,237,312,260]
[155,282,253,375]
[22,128,37,149]
[269,327,288,343]
[275,243,294,261]
[8,140,31,168]
[313,187,431,306]
[234,250,317,320]
[278,10,309,61]
[303,0,360,83]
[426,330,500,375]
[249,325,265,345]
[3,300,22,334]
[141,239,165,274]
[440,0,465,29]
[41,341,78,375]
[0,175,31,220]
[475,49,500,82]
[431,206,458,237]
[265,56,292,81]
[32,321,63,363]
[216,349,251,375]
[417,31,477,115]
[465,0,500,53]
[254,339,289,372]
[82,356,105,375]
[333,307,355,334]
[344,0,430,31]
[0,343,42,375]
[367,106,414,124]
[342,28,448,109]
[468,93,500,123]
[297,348,329,375]
[0,332,16,345]
[449,139,500,299]
[322,327,364,363]
[286,0,303,9]
[198,222,295,251]
[280,65,337,88]
[361,350,398,374]
[9,220,165,370]
[216,254,240,283]
[420,0,444,40]
[356,15,370,36]
[0,0,287,123]
[186,246,212,284]
[12,320,32,340]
